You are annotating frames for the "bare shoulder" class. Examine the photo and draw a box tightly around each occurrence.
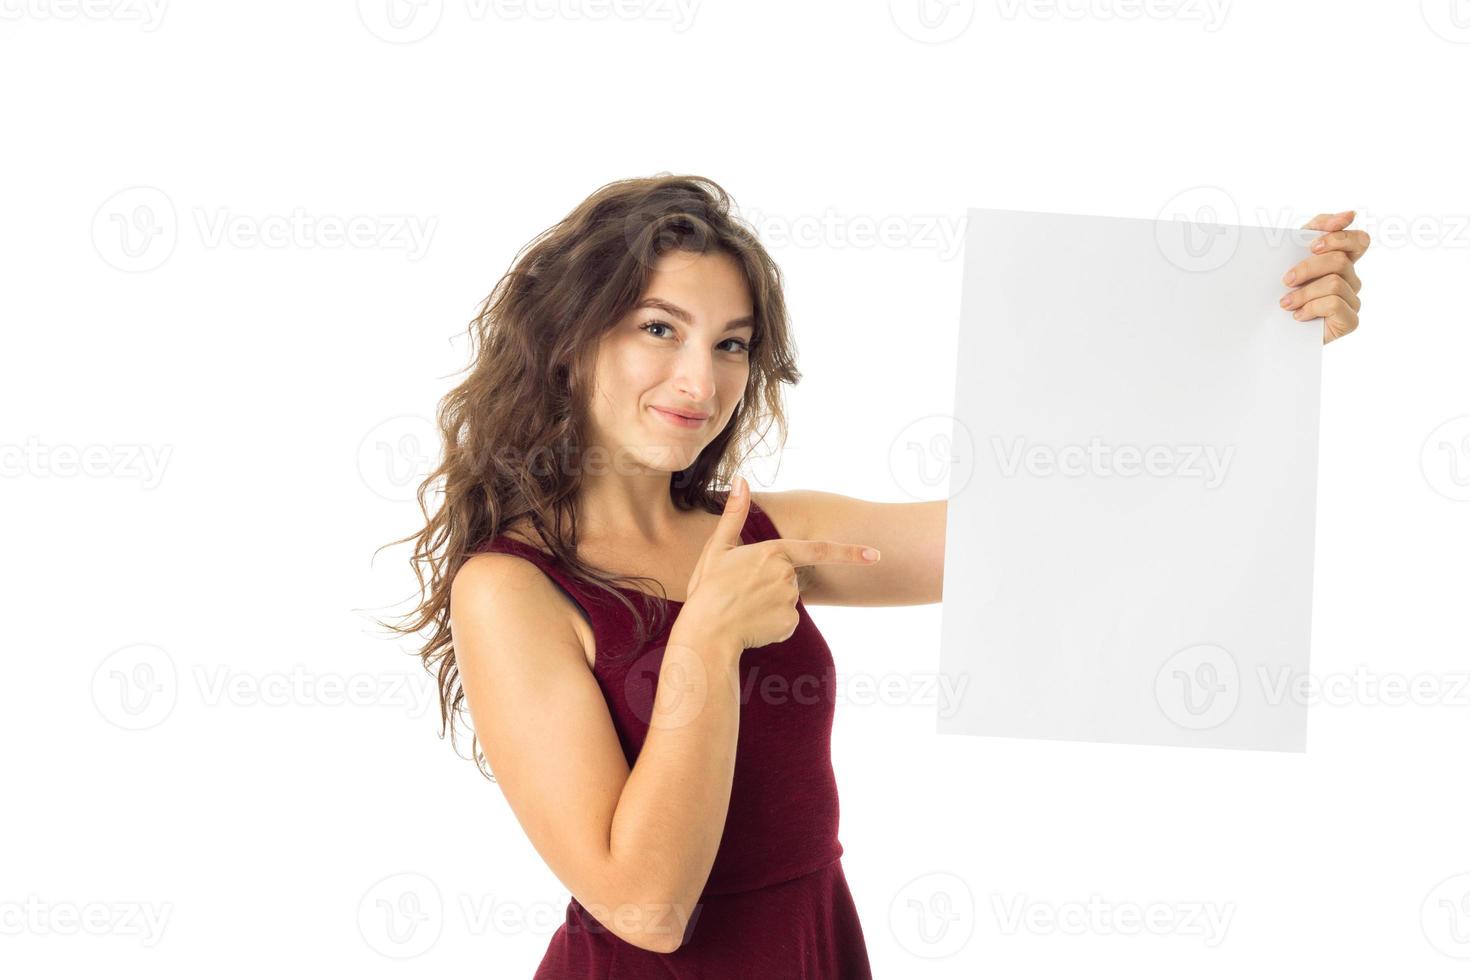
[451,551,594,669]
[450,552,565,639]
[453,549,541,601]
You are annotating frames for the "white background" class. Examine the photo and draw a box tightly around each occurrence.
[2,1,1465,976]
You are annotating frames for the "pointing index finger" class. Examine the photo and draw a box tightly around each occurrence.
[774,538,881,567]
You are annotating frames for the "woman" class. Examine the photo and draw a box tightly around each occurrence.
[383,175,1369,976]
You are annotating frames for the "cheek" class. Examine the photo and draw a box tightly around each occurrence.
[595,342,663,411]
[722,365,751,401]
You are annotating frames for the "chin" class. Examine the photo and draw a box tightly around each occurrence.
[615,439,699,474]
[652,447,704,473]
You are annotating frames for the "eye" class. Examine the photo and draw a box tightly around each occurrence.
[639,319,675,339]
[640,320,752,355]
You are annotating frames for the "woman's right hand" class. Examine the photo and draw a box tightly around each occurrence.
[675,475,881,659]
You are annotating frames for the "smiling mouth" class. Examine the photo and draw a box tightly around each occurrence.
[651,406,708,428]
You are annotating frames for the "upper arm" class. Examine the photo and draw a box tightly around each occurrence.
[752,490,947,607]
[450,553,666,946]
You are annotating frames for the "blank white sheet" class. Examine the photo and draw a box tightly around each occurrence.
[936,207,1323,752]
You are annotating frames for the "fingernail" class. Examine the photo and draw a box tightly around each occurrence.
[862,548,880,561]
[733,476,745,496]
[1311,239,1325,252]
[1279,293,1292,307]
[1283,270,1296,285]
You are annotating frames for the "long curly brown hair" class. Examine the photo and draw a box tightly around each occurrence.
[375,173,802,778]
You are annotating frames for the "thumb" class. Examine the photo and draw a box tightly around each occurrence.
[706,474,751,551]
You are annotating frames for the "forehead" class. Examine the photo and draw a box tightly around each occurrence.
[641,250,753,317]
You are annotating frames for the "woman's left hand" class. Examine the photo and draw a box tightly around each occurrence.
[1281,210,1371,344]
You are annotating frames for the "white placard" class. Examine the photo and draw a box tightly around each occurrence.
[937,207,1323,752]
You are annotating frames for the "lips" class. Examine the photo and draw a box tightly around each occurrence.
[651,406,709,429]
[653,406,709,421]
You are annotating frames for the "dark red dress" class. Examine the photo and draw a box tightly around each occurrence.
[473,499,872,978]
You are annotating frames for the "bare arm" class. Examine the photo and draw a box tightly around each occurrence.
[753,490,947,607]
[608,615,742,939]
[451,553,741,954]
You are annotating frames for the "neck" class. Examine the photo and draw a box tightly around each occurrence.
[574,468,683,547]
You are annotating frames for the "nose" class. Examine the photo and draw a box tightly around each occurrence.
[671,345,716,402]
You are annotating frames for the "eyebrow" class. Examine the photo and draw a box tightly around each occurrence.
[639,297,755,332]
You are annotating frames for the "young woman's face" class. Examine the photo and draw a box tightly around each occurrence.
[588,249,756,473]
